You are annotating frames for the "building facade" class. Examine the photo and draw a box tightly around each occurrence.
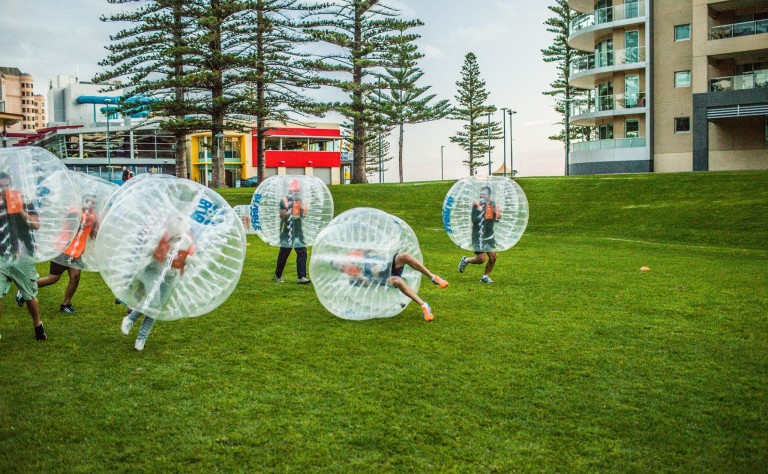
[257,124,343,184]
[567,0,768,174]
[0,66,46,132]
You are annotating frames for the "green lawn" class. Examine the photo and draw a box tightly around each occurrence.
[1,171,766,472]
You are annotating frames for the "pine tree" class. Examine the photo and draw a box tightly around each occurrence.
[371,21,450,183]
[95,0,207,179]
[239,0,325,182]
[304,0,421,184]
[541,0,591,175]
[364,121,394,180]
[448,53,502,176]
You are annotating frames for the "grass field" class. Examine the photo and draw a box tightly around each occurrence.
[1,171,766,472]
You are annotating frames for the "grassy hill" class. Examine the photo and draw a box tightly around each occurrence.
[1,171,766,472]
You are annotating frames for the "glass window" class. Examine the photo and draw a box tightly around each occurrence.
[598,124,614,140]
[282,138,308,151]
[675,24,691,41]
[264,138,281,150]
[675,71,691,88]
[625,120,640,138]
[675,117,690,133]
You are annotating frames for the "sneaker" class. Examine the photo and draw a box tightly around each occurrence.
[60,304,77,314]
[458,256,469,273]
[275,275,285,283]
[34,323,47,341]
[134,338,146,351]
[480,275,494,283]
[15,291,24,307]
[421,303,434,322]
[431,275,449,288]
[121,316,133,335]
[297,277,312,284]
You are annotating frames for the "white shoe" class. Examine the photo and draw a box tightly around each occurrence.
[480,275,494,283]
[458,256,469,273]
[121,316,133,335]
[134,338,146,351]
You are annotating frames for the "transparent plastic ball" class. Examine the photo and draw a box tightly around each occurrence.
[95,175,247,321]
[0,147,81,268]
[233,205,256,235]
[250,175,333,247]
[442,176,529,253]
[51,172,119,272]
[309,208,422,320]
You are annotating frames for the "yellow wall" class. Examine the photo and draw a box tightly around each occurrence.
[188,132,248,183]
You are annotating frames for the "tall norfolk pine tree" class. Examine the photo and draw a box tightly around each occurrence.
[449,53,502,176]
[95,0,206,179]
[541,0,591,175]
[371,21,450,183]
[305,0,421,184]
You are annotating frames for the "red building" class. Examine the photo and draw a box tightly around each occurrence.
[253,124,343,185]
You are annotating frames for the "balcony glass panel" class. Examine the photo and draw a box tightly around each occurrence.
[569,92,647,117]
[571,1,646,33]
[710,19,768,40]
[709,70,768,92]
[570,47,645,76]
[571,137,646,152]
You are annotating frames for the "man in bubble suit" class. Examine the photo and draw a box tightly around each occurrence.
[0,172,47,340]
[274,178,310,284]
[458,185,500,283]
[120,216,195,351]
[18,192,99,314]
[331,250,448,321]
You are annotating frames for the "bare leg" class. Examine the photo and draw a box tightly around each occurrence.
[388,276,425,306]
[37,273,62,288]
[484,252,497,277]
[394,253,435,279]
[26,298,42,327]
[62,268,81,306]
[465,252,487,265]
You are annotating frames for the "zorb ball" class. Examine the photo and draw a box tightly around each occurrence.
[309,208,422,320]
[0,147,81,268]
[52,171,119,272]
[233,205,256,235]
[442,176,528,253]
[95,175,247,321]
[250,175,333,247]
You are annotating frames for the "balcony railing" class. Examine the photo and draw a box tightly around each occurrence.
[570,92,647,117]
[571,137,646,152]
[710,19,768,40]
[710,70,768,92]
[570,46,646,75]
[571,1,646,33]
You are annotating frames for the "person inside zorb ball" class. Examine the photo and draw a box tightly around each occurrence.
[250,175,333,284]
[442,176,529,284]
[95,175,247,351]
[309,208,448,322]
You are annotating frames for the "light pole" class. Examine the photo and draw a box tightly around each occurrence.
[378,131,383,184]
[104,98,111,180]
[500,108,508,177]
[487,110,492,176]
[508,110,517,178]
[440,145,445,181]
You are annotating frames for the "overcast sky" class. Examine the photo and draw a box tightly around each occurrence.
[0,0,567,181]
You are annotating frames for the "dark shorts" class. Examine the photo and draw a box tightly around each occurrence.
[390,253,404,278]
[50,260,70,276]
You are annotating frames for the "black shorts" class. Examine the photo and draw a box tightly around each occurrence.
[390,253,404,278]
[50,260,70,276]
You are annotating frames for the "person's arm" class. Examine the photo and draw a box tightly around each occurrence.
[279,197,290,220]
[21,208,40,230]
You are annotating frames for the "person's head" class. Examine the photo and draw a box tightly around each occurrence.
[288,178,301,196]
[479,186,491,202]
[122,166,128,171]
[82,193,98,210]
[0,172,11,191]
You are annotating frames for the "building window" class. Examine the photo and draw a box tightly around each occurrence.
[626,119,640,138]
[675,24,690,41]
[675,70,691,88]
[675,117,690,133]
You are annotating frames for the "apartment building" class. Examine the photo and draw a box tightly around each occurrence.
[0,66,46,132]
[567,0,768,174]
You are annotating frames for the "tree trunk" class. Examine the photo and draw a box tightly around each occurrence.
[174,131,187,178]
[398,122,404,183]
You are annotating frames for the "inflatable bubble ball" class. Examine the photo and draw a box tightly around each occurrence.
[51,171,119,272]
[250,175,333,248]
[309,207,423,321]
[233,205,256,235]
[0,147,81,268]
[95,175,247,321]
[442,175,529,253]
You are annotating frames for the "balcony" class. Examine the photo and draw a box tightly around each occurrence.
[710,70,768,92]
[570,92,646,125]
[571,137,646,153]
[568,1,646,51]
[570,47,646,88]
[710,19,768,40]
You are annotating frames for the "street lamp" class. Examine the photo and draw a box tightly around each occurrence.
[104,98,111,180]
[500,108,508,177]
[486,110,492,176]
[508,110,517,178]
[440,145,445,181]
